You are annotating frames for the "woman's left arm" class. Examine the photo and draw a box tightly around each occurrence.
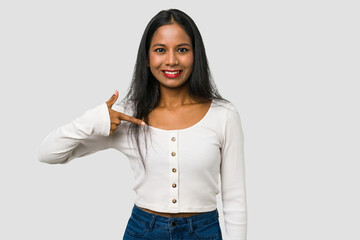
[220,102,247,240]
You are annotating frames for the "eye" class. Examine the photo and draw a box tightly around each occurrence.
[155,48,165,53]
[178,48,188,52]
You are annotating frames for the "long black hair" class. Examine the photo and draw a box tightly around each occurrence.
[117,9,229,169]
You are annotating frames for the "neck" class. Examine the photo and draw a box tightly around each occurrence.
[157,83,195,109]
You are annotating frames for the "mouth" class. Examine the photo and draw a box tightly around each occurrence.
[161,70,183,78]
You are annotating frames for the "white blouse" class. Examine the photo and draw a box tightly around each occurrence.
[38,98,247,240]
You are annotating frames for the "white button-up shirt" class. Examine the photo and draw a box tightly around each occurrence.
[38,98,247,240]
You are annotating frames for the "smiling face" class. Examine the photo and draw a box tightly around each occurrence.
[148,22,194,89]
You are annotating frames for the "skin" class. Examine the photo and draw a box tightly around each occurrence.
[147,22,194,108]
[144,22,212,130]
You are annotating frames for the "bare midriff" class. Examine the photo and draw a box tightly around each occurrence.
[138,206,203,217]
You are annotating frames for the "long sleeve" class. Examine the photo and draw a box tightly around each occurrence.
[38,102,112,164]
[220,103,247,240]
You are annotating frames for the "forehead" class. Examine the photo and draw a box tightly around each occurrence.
[151,23,192,45]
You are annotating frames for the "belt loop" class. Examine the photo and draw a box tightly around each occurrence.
[187,217,193,234]
[148,215,157,231]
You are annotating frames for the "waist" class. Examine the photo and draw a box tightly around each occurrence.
[131,204,219,227]
[137,206,203,217]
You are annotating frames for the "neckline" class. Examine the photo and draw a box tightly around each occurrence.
[147,99,214,132]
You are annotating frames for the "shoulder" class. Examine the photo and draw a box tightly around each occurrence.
[207,98,241,133]
[211,99,242,131]
[211,98,239,116]
[212,100,244,147]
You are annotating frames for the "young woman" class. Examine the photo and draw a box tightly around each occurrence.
[39,9,247,240]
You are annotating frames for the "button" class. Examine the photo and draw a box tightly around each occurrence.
[171,137,176,141]
[172,183,177,188]
[172,199,177,203]
[171,221,176,227]
[171,152,176,156]
[172,168,177,173]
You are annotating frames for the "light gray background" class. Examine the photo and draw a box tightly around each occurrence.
[1,0,359,239]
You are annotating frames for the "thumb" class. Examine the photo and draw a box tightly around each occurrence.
[106,89,118,108]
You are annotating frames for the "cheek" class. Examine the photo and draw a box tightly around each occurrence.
[183,54,194,69]
[149,54,162,68]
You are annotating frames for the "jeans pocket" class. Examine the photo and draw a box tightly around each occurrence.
[124,216,149,238]
[193,219,222,240]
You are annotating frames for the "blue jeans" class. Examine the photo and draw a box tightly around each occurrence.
[123,204,223,240]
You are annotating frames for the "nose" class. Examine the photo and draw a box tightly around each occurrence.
[165,50,178,66]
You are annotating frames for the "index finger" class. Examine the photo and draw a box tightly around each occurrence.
[118,112,146,126]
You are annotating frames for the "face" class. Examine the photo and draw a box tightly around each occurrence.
[148,22,194,89]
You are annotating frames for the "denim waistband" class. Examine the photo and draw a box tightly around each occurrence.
[130,204,219,231]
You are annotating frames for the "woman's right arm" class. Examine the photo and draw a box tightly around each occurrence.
[38,90,145,164]
[38,102,112,164]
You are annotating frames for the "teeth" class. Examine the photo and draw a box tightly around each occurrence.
[164,71,180,74]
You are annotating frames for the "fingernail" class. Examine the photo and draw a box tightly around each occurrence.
[114,90,117,95]
[141,122,146,126]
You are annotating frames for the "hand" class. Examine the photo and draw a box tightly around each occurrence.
[106,90,145,135]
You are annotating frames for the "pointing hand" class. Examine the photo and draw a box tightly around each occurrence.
[106,90,145,135]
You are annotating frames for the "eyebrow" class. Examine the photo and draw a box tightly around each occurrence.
[151,43,192,48]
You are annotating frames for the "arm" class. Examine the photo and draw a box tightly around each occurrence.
[220,103,247,240]
[38,102,112,164]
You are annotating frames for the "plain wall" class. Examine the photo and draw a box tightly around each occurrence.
[0,0,359,239]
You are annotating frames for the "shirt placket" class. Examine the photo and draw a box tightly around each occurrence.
[168,130,179,211]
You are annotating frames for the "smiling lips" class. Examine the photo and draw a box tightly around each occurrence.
[162,70,183,78]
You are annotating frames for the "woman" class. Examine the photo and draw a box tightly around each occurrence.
[39,9,247,240]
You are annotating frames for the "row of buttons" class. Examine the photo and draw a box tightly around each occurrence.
[169,133,178,207]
